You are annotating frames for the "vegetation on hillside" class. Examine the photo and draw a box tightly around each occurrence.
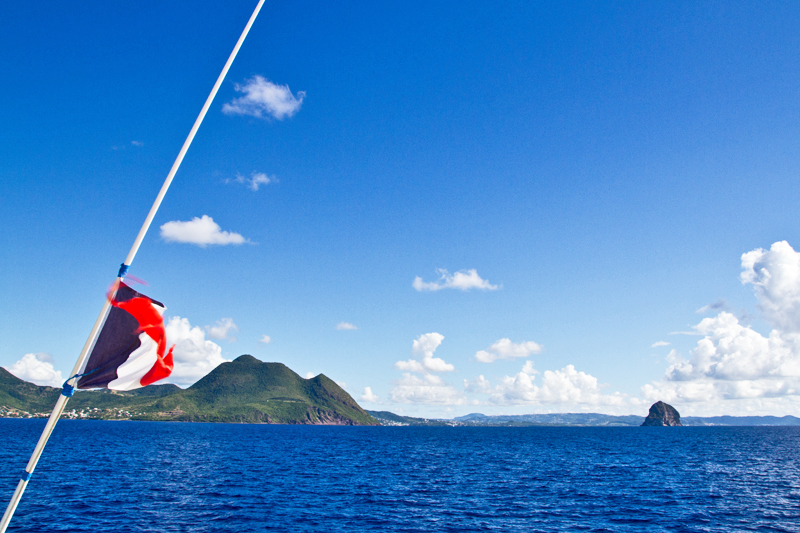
[0,356,378,425]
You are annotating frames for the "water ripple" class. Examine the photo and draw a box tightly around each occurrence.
[0,422,799,531]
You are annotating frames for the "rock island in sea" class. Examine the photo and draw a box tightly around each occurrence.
[641,401,682,426]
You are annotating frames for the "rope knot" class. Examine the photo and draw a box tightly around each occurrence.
[61,382,75,397]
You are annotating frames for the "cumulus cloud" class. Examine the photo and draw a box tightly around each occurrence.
[227,172,274,191]
[160,215,248,247]
[475,338,542,363]
[741,241,800,331]
[395,333,455,372]
[165,316,231,386]
[651,341,671,348]
[489,362,628,406]
[644,241,800,406]
[305,372,315,379]
[390,373,467,405]
[259,335,272,344]
[394,359,424,373]
[4,353,63,387]
[222,76,305,120]
[643,312,800,402]
[205,318,238,341]
[390,333,463,404]
[463,375,491,393]
[412,269,499,292]
[336,322,358,331]
[360,387,379,403]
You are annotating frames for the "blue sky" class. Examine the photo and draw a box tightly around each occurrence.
[2,1,800,417]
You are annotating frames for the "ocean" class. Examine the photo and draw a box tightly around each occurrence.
[0,420,798,532]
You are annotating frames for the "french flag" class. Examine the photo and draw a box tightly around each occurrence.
[78,283,174,391]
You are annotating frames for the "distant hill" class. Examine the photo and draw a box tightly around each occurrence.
[6,365,800,427]
[682,415,800,426]
[0,356,378,425]
[369,410,800,427]
[366,410,452,426]
[453,412,644,426]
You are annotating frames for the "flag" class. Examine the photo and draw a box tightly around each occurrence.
[77,282,174,390]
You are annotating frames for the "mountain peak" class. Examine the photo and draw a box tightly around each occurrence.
[178,355,377,424]
[232,354,261,364]
[0,356,378,425]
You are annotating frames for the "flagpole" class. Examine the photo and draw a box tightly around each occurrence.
[0,2,265,531]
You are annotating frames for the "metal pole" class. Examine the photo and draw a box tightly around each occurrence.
[0,2,265,531]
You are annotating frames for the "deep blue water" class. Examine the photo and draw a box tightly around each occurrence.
[1,421,799,532]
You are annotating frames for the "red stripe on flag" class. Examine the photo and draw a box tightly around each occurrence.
[111,295,175,386]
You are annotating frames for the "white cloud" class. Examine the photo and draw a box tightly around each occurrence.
[664,349,681,365]
[336,322,358,331]
[412,269,499,292]
[249,173,272,190]
[669,313,794,381]
[4,353,63,388]
[390,333,463,404]
[227,172,274,191]
[645,241,800,407]
[651,341,671,348]
[204,318,238,341]
[644,312,800,402]
[475,338,542,363]
[489,362,628,406]
[395,332,455,372]
[336,381,347,390]
[160,215,248,247]
[741,241,800,332]
[463,375,491,393]
[131,140,143,147]
[259,335,272,344]
[222,76,305,120]
[360,386,379,403]
[165,316,231,386]
[390,373,467,405]
[394,359,425,372]
[305,372,315,379]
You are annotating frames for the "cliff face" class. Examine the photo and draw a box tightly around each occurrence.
[641,401,682,426]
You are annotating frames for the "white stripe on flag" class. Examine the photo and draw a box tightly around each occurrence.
[107,333,159,390]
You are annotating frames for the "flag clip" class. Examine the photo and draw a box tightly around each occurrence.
[61,368,100,397]
[21,471,31,482]
[118,263,129,279]
[61,381,75,397]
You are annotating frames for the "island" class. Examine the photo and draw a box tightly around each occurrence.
[641,401,682,426]
[4,365,800,426]
[0,354,378,425]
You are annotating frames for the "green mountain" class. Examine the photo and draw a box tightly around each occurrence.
[0,355,378,425]
[0,367,61,412]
